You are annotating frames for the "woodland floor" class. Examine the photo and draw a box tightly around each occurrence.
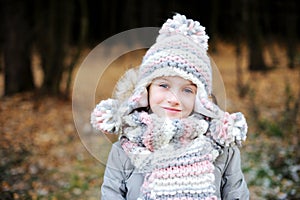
[1,41,300,199]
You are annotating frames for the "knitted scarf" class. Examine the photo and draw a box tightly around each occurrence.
[120,111,221,200]
[90,99,247,199]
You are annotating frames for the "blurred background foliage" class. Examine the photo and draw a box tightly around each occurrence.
[0,0,299,96]
[0,0,300,199]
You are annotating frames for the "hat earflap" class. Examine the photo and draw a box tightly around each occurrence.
[126,86,148,113]
[196,97,248,147]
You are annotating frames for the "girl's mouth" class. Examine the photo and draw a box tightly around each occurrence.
[163,107,181,113]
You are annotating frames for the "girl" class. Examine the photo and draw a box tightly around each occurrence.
[91,13,249,200]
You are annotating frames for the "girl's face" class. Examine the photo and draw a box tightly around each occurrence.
[149,76,197,119]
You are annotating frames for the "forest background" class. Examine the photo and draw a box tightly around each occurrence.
[0,0,300,199]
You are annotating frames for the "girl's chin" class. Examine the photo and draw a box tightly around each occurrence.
[159,113,184,119]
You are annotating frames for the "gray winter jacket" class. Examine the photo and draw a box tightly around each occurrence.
[101,141,249,200]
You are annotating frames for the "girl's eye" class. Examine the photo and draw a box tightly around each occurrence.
[159,83,169,89]
[183,88,195,94]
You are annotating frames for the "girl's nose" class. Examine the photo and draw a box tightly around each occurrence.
[167,91,180,105]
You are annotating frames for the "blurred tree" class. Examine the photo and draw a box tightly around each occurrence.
[65,0,88,97]
[245,0,268,71]
[34,0,73,95]
[1,0,87,97]
[1,0,35,95]
[34,0,87,96]
[209,0,219,53]
[285,0,298,69]
[1,0,299,96]
[230,0,250,97]
[261,0,279,68]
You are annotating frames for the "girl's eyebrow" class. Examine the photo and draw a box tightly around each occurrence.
[184,82,197,87]
[152,77,168,82]
[156,77,167,80]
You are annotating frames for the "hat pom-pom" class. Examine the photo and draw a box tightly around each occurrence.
[90,98,122,134]
[208,112,248,147]
[158,13,209,50]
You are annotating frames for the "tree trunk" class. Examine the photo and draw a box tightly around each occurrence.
[246,0,268,71]
[33,0,74,95]
[285,0,297,69]
[64,0,88,98]
[38,0,69,94]
[2,0,35,95]
[209,0,219,53]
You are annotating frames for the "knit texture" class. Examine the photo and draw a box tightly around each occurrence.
[120,111,220,200]
[116,13,214,117]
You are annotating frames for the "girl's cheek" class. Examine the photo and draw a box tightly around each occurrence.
[150,91,165,104]
[182,95,196,105]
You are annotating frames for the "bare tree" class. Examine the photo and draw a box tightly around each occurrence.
[285,0,298,69]
[34,0,74,95]
[2,0,35,95]
[245,0,268,71]
[34,0,87,97]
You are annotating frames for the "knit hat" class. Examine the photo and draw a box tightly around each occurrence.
[122,13,217,118]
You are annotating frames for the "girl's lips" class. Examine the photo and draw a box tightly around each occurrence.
[163,107,181,113]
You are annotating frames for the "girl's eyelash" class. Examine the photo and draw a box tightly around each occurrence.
[184,87,196,94]
[159,83,168,88]
[184,88,193,93]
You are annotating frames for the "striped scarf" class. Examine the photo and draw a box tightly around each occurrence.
[120,111,221,200]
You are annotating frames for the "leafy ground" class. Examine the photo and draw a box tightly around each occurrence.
[1,42,300,199]
[0,93,104,199]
